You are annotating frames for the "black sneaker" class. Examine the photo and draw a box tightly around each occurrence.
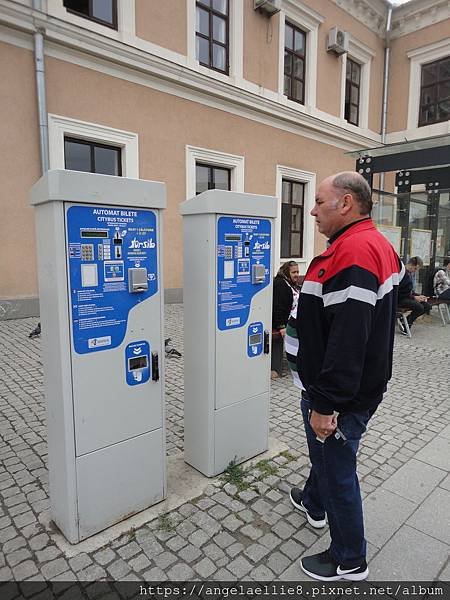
[301,549,369,581]
[398,320,408,335]
[289,488,326,528]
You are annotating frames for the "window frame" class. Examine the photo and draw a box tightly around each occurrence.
[275,166,316,272]
[195,162,231,195]
[280,179,305,258]
[284,21,307,105]
[344,57,361,126]
[48,114,139,178]
[277,2,323,109]
[418,56,450,127]
[63,0,118,30]
[195,0,230,75]
[339,36,373,130]
[407,39,450,133]
[186,145,244,199]
[64,136,122,176]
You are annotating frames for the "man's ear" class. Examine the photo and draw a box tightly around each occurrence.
[340,193,353,215]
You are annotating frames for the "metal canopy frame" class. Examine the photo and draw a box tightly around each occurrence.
[349,134,450,274]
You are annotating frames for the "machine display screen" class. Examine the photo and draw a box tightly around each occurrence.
[249,333,262,345]
[128,356,148,370]
[225,234,242,242]
[80,229,109,238]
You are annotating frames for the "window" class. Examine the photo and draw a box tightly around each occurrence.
[63,0,117,29]
[345,58,361,126]
[284,22,306,104]
[195,0,229,74]
[195,163,231,195]
[281,180,305,258]
[419,56,450,127]
[64,137,122,176]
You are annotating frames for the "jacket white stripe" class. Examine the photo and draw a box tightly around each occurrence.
[377,273,398,299]
[301,280,323,297]
[285,336,299,356]
[323,285,377,307]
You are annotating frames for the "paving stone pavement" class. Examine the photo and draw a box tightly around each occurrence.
[0,306,449,586]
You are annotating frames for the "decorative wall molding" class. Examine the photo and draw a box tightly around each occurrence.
[330,0,387,36]
[391,0,450,39]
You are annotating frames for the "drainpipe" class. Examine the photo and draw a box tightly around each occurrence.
[33,0,49,173]
[379,3,393,221]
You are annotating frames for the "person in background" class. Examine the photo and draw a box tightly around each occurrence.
[433,258,450,301]
[397,256,431,334]
[272,261,301,338]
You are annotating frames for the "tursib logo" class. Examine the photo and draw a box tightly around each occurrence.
[129,238,156,249]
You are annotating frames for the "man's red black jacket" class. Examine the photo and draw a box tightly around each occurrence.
[296,218,405,415]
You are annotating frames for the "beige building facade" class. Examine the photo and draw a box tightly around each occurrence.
[0,0,449,317]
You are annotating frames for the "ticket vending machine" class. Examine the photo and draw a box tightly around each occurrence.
[180,190,277,477]
[30,170,166,543]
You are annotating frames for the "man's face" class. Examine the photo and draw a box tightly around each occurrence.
[311,179,345,239]
[289,264,300,284]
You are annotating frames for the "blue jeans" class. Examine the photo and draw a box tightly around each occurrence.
[301,392,375,568]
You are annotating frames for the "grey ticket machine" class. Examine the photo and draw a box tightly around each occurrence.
[31,170,166,543]
[180,190,277,477]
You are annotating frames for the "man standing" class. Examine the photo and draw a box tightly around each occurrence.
[290,172,404,581]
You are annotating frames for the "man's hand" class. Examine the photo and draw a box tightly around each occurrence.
[416,294,428,302]
[279,327,286,338]
[309,410,337,439]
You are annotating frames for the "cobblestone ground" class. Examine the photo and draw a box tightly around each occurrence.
[0,306,449,586]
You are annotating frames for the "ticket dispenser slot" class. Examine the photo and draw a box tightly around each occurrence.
[247,322,263,357]
[128,267,148,293]
[252,263,266,284]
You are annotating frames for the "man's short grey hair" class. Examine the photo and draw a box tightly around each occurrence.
[332,172,372,215]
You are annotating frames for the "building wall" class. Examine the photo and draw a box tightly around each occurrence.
[388,20,450,134]
[135,0,187,56]
[243,2,279,93]
[0,41,40,305]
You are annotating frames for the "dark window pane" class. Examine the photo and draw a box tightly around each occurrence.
[283,75,290,96]
[294,30,305,54]
[282,180,291,203]
[92,0,113,24]
[420,104,435,125]
[212,43,226,71]
[351,62,360,84]
[212,0,227,15]
[293,79,303,102]
[64,0,89,17]
[196,7,209,35]
[197,0,211,6]
[284,52,292,76]
[291,232,301,257]
[350,105,358,124]
[293,56,304,79]
[421,63,437,86]
[65,139,91,172]
[437,100,450,121]
[213,167,230,190]
[351,85,359,104]
[437,81,450,102]
[291,206,301,230]
[346,59,351,78]
[437,59,450,81]
[285,24,293,50]
[292,183,304,206]
[196,165,209,195]
[94,145,120,176]
[196,35,209,64]
[421,86,435,106]
[281,204,291,257]
[213,15,226,43]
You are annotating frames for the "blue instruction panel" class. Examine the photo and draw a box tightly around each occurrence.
[217,216,271,331]
[67,205,158,354]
